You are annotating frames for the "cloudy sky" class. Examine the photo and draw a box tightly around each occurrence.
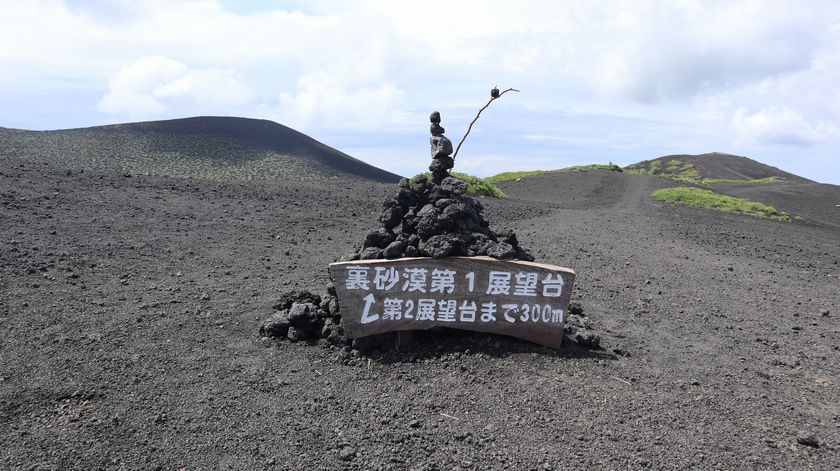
[1,1,838,182]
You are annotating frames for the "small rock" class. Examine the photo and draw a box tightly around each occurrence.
[409,419,422,429]
[574,329,601,349]
[612,347,631,357]
[487,242,516,260]
[419,234,459,258]
[363,228,395,249]
[569,302,584,316]
[379,205,404,230]
[259,311,291,338]
[288,302,320,331]
[796,431,819,448]
[440,176,467,196]
[430,135,453,159]
[820,309,829,317]
[495,229,518,247]
[338,447,357,461]
[359,247,383,260]
[199,291,210,301]
[383,240,407,259]
[273,290,320,311]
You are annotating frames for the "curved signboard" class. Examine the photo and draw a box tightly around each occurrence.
[329,256,576,349]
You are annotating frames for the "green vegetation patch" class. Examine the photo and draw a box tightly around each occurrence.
[626,158,785,186]
[485,163,623,184]
[652,187,792,222]
[410,172,506,198]
[626,159,702,183]
[485,169,550,183]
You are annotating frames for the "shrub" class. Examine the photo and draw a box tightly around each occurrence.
[652,187,792,222]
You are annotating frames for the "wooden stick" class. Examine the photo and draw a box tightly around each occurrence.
[452,87,519,161]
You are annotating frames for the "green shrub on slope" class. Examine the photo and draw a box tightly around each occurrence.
[652,187,792,222]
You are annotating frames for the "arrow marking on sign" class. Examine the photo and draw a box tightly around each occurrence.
[360,293,380,324]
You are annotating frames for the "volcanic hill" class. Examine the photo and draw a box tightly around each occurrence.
[625,152,840,229]
[626,152,812,183]
[0,116,401,183]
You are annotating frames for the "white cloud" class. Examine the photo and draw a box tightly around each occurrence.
[731,106,834,147]
[275,72,405,130]
[596,1,821,102]
[98,55,252,115]
[0,0,839,181]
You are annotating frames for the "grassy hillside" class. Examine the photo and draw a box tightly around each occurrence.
[625,153,804,185]
[486,163,623,184]
[0,116,402,183]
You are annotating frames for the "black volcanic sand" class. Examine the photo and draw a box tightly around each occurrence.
[710,180,840,231]
[2,160,839,469]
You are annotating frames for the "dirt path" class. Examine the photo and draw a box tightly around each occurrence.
[610,172,662,212]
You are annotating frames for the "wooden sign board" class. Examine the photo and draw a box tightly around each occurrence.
[329,256,576,349]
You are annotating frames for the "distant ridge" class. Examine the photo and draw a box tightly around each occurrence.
[0,116,401,183]
[626,152,812,183]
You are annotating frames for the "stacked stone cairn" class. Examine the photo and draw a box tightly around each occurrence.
[344,111,535,262]
[261,111,603,351]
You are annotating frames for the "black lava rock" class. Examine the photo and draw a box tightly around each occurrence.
[487,242,516,260]
[796,431,820,448]
[440,176,467,196]
[259,311,292,338]
[273,290,321,311]
[288,302,321,330]
[379,205,404,230]
[574,329,601,349]
[419,234,460,258]
[383,240,407,259]
[363,228,395,249]
[359,247,383,260]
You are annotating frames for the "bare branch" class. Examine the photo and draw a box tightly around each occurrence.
[452,87,519,161]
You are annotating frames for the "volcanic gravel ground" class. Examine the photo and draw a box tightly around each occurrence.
[1,160,839,470]
[710,180,840,231]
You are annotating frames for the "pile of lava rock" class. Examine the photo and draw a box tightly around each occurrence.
[342,173,534,261]
[259,286,349,346]
[564,302,600,349]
